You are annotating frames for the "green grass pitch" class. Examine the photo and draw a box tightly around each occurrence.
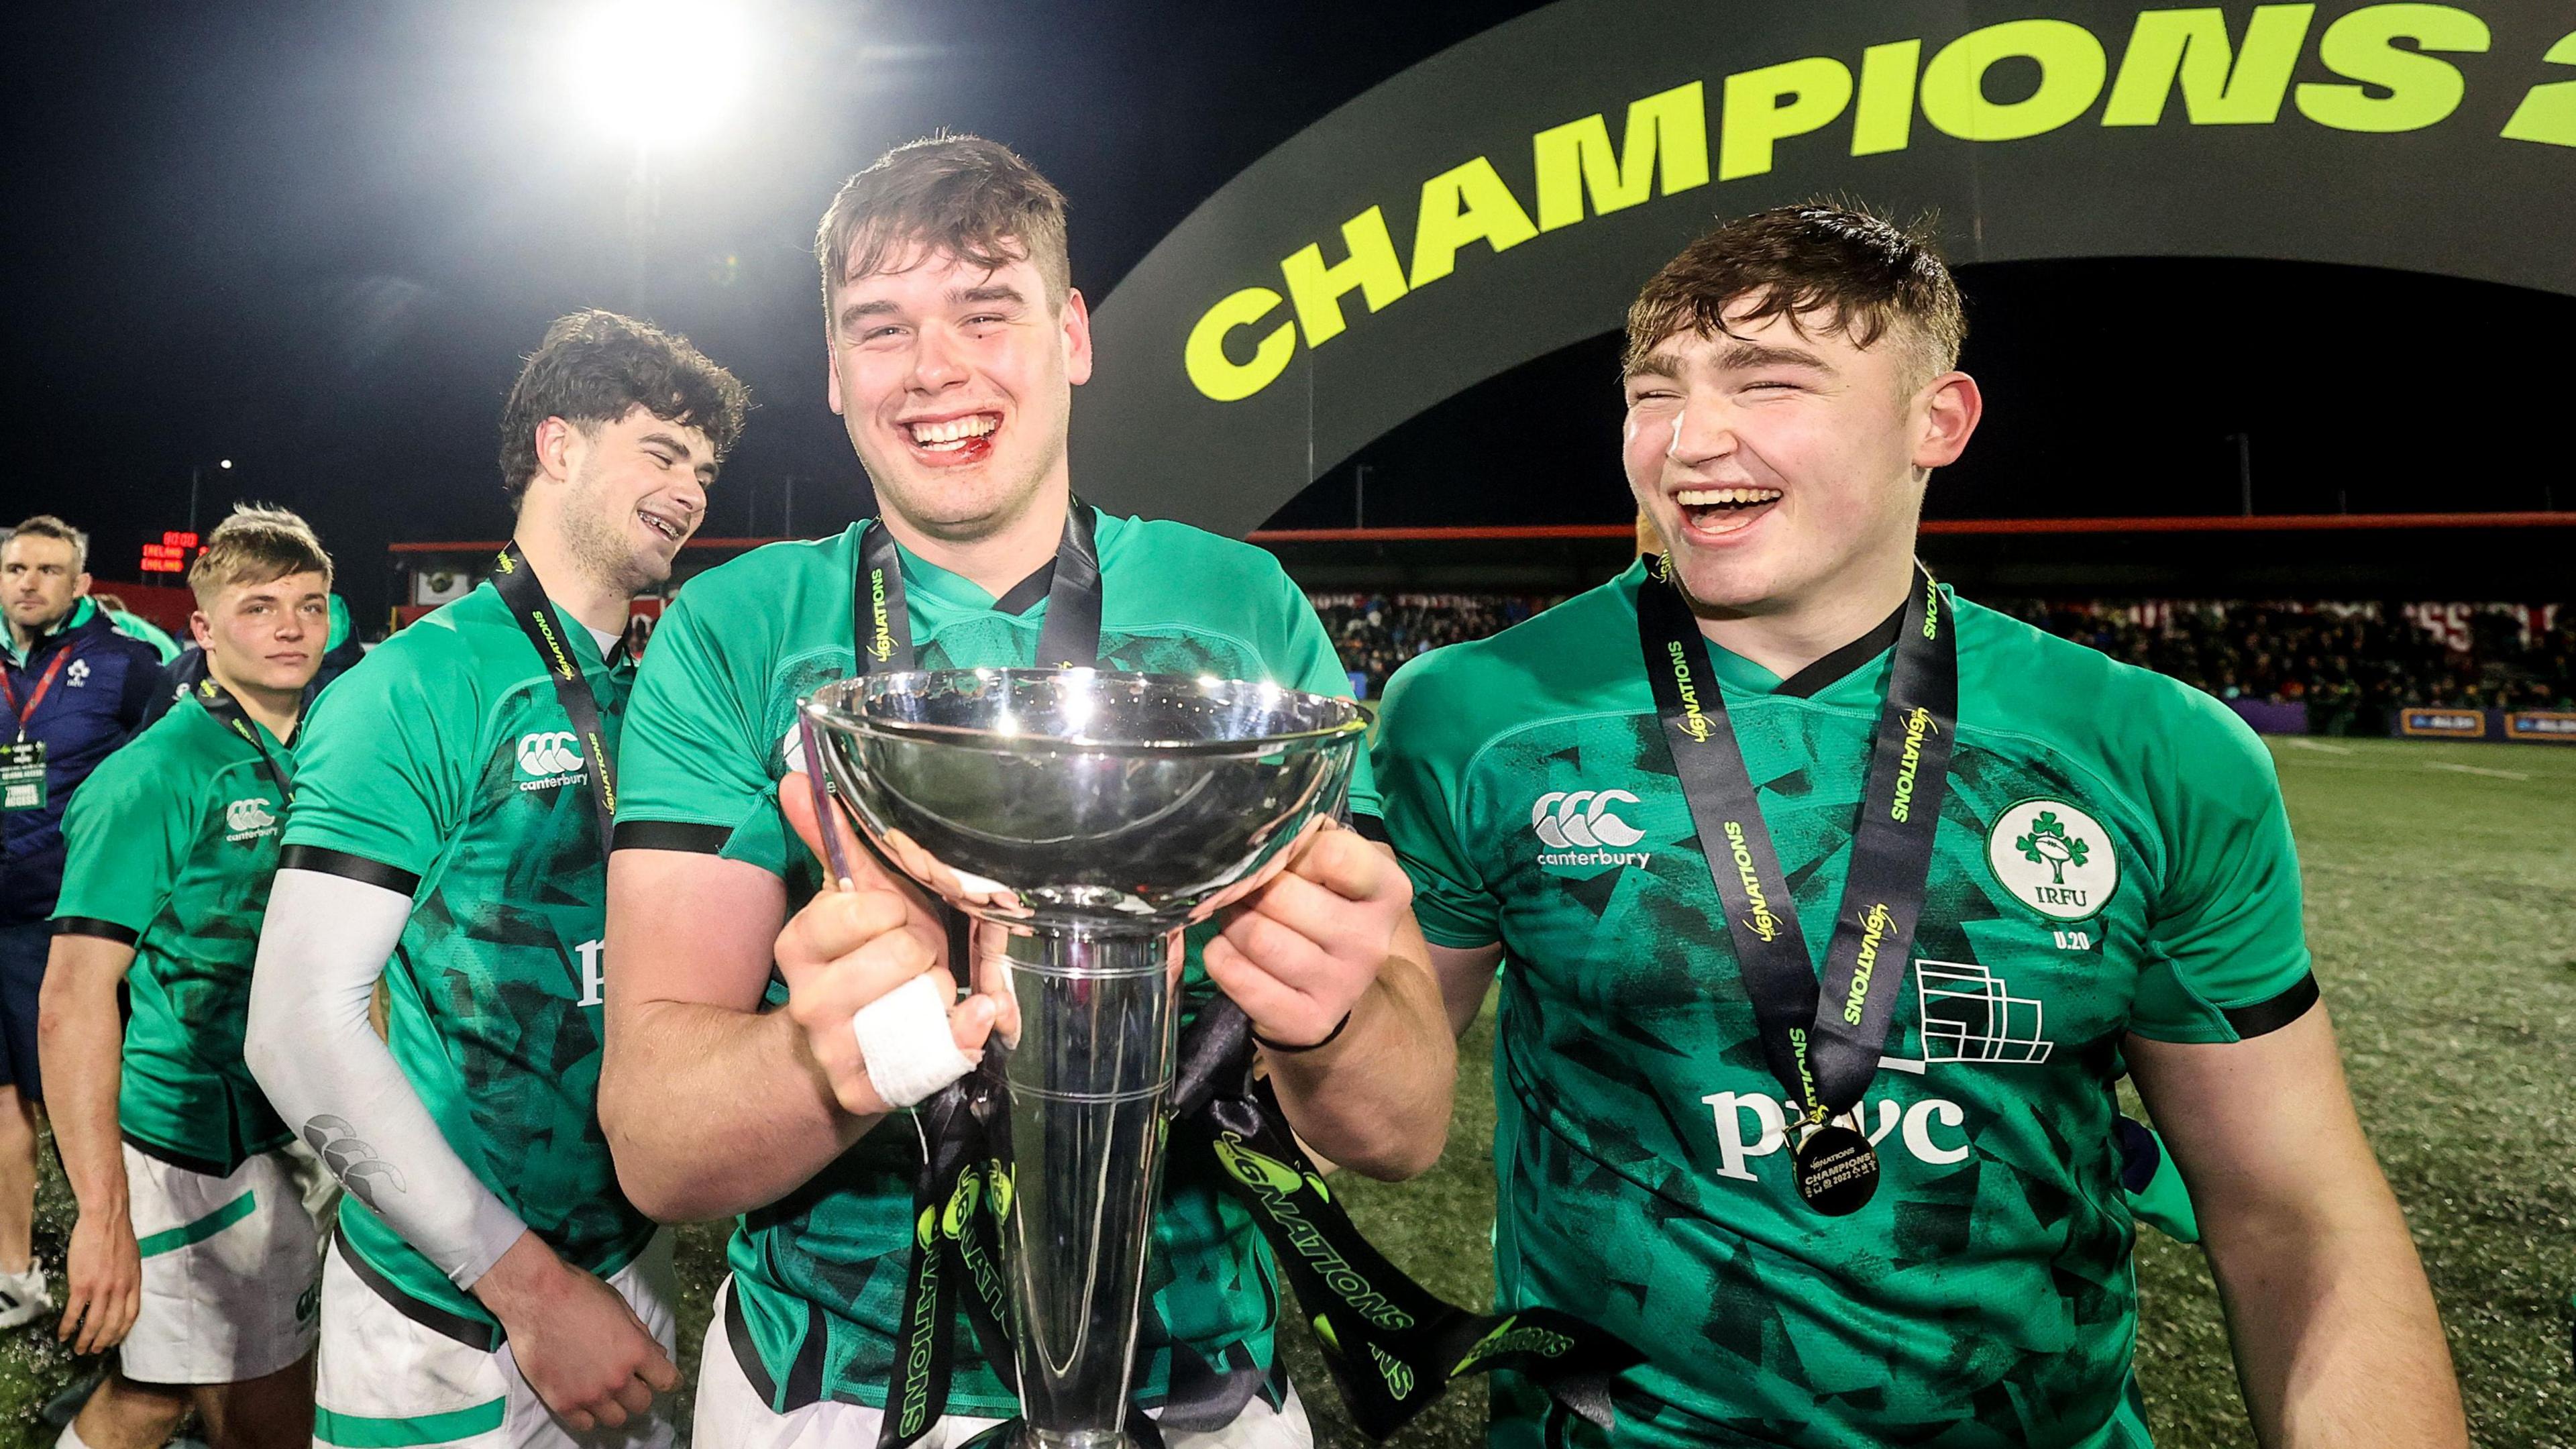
[0,737,2567,1446]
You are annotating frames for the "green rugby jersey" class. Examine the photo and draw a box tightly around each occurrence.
[613,510,1378,1417]
[280,582,650,1330]
[53,692,298,1173]
[1371,560,2314,1449]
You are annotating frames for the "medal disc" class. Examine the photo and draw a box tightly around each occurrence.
[1792,1121,1880,1215]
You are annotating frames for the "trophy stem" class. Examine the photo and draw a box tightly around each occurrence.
[996,926,1179,1449]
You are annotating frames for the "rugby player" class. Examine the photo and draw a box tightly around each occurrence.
[1369,206,2467,1447]
[42,507,334,1449]
[600,135,1452,1448]
[244,311,747,1448]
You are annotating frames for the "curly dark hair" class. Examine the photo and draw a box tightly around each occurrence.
[1625,203,1964,389]
[497,309,751,506]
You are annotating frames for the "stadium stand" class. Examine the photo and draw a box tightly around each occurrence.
[1314,592,2575,732]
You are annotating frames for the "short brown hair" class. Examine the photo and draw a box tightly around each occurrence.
[6,515,89,574]
[1624,203,1966,390]
[188,504,333,604]
[498,310,751,506]
[815,134,1070,329]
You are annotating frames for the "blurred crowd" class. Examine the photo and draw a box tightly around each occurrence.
[1307,593,1558,698]
[1312,590,2576,730]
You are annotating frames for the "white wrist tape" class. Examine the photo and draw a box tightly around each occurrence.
[852,975,977,1108]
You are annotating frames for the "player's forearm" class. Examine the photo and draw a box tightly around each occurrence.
[248,868,529,1289]
[2204,1185,2466,1448]
[34,948,131,1214]
[602,997,879,1221]
[1265,952,1454,1179]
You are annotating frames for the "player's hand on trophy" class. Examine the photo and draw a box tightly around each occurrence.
[780,766,1010,1116]
[473,1231,678,1431]
[58,1207,143,1354]
[1205,822,1415,1050]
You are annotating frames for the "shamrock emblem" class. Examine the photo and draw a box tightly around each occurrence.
[2015,810,2090,885]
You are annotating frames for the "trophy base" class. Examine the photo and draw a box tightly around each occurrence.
[1014,1430,1138,1449]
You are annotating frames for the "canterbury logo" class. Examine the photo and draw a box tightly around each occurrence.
[1531,790,1643,849]
[224,798,276,833]
[517,731,582,776]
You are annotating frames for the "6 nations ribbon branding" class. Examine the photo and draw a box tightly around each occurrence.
[1638,558,1960,1215]
[837,504,1640,1444]
[490,544,621,855]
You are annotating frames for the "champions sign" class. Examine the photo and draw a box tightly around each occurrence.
[1075,0,2576,535]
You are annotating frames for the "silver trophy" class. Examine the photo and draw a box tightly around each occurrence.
[802,668,1366,1449]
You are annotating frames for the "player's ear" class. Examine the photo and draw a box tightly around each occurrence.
[533,415,581,486]
[190,610,213,652]
[1061,288,1093,388]
[1913,372,1982,471]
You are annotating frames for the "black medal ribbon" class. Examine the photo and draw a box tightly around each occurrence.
[490,544,623,857]
[1174,1002,1642,1439]
[853,500,1103,676]
[1638,561,1959,1212]
[189,678,295,802]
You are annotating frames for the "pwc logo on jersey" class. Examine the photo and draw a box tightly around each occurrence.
[1986,798,2119,922]
[224,797,278,841]
[1530,790,1649,869]
[516,731,584,790]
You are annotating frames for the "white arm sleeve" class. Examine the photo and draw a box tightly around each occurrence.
[246,867,529,1292]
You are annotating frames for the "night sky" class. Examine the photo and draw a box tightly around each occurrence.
[5,1,2569,622]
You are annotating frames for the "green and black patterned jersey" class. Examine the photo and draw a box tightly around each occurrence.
[53,692,298,1173]
[280,582,649,1330]
[613,510,1378,1417]
[1371,560,2316,1449]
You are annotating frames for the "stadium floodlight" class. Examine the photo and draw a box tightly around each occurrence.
[565,1,752,313]
[219,459,233,470]
[568,0,752,149]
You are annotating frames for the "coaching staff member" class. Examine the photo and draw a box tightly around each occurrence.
[1369,207,2466,1448]
[0,517,161,1328]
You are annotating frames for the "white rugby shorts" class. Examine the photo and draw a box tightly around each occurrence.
[691,1275,1312,1449]
[313,1231,677,1449]
[121,1142,322,1385]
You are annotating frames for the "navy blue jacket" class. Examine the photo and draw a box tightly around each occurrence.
[1,598,162,924]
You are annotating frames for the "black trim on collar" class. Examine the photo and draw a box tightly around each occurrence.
[990,558,1059,616]
[52,916,140,946]
[2222,971,2321,1040]
[1774,598,1912,700]
[276,845,421,898]
[609,820,735,857]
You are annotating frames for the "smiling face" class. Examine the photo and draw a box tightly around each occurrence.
[195,570,330,698]
[1623,301,1979,620]
[1,534,87,637]
[826,241,1091,543]
[539,405,714,595]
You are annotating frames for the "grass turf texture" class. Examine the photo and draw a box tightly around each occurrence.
[0,736,2567,1446]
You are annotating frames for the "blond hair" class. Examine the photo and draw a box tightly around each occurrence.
[187,504,333,604]
[6,515,89,574]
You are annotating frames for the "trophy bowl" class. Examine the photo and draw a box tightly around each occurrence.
[801,669,1366,1448]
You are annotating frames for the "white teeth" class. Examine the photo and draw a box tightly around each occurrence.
[1675,486,1783,506]
[639,513,680,541]
[907,415,999,445]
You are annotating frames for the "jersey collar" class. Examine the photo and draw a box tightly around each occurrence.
[1626,557,1909,700]
[872,506,1122,619]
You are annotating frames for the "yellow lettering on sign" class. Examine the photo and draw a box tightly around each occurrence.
[1281,206,1409,348]
[1184,286,1295,402]
[2501,31,2576,148]
[1719,56,1854,180]
[1409,157,1539,287]
[1921,19,2108,142]
[2103,5,2315,127]
[2295,4,2490,133]
[1532,81,1709,230]
[1851,40,1923,156]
